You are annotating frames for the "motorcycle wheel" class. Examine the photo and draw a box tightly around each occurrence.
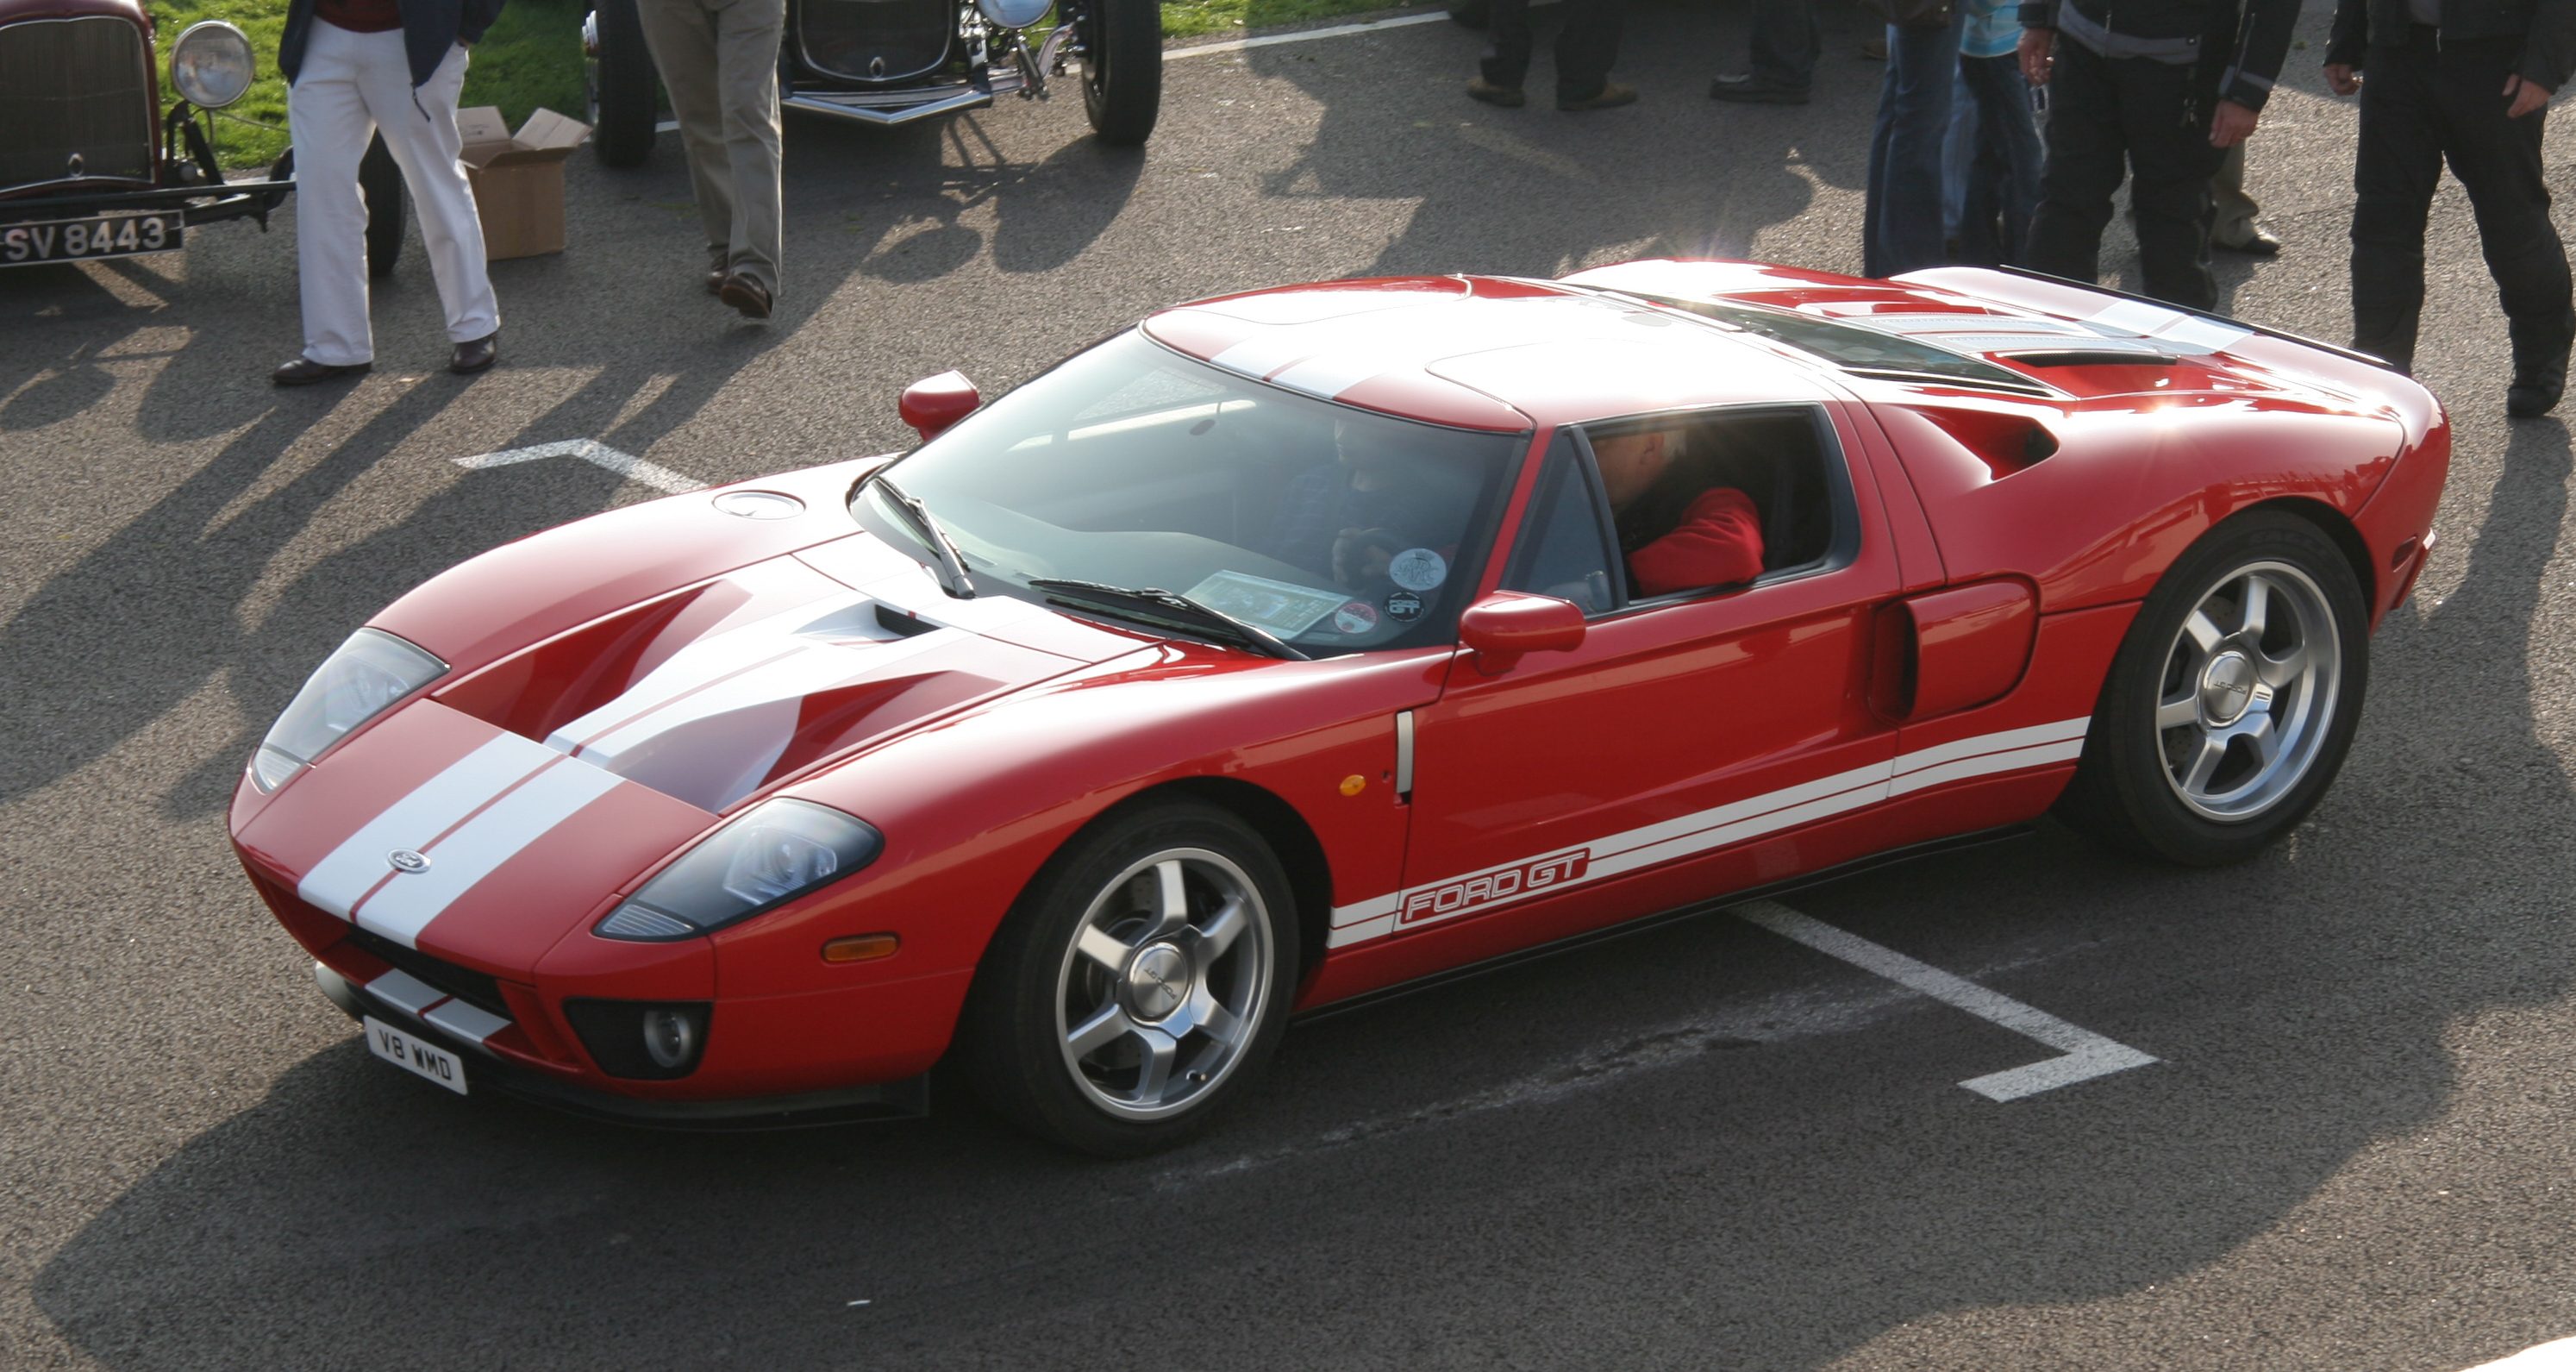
[358,134,406,279]
[1079,0,1162,147]
[591,0,661,167]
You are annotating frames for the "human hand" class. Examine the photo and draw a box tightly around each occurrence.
[2208,98,2260,147]
[2018,28,2054,87]
[1331,528,1399,586]
[2323,63,2360,96]
[2505,72,2554,117]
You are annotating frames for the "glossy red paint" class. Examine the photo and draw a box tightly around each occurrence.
[228,259,2448,1124]
[898,370,979,442]
[0,0,159,202]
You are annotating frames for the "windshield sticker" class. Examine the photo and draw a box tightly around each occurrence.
[1384,590,1425,623]
[1387,548,1447,592]
[1333,602,1380,635]
[1184,571,1346,637]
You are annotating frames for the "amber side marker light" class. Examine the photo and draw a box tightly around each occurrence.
[822,933,902,963]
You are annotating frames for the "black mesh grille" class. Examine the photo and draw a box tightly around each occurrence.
[796,0,953,84]
[0,16,155,191]
[343,927,514,1021]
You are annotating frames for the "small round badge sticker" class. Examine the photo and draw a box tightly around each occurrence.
[1385,591,1425,623]
[1387,548,1447,592]
[1334,602,1380,635]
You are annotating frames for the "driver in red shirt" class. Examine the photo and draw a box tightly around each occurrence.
[1591,429,1766,595]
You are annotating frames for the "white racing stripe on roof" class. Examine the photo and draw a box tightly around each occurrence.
[353,757,624,949]
[297,734,564,918]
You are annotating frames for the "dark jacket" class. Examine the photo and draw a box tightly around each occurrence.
[2326,0,2576,91]
[2021,0,2304,110]
[280,0,506,91]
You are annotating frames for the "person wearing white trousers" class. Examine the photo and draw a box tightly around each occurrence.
[276,3,503,383]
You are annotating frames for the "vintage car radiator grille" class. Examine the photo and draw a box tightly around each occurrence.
[0,16,155,192]
[797,0,953,85]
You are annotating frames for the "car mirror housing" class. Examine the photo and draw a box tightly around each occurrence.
[899,371,979,442]
[1457,592,1587,674]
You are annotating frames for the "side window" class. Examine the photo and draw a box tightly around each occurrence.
[1569,405,1856,605]
[1502,438,1619,614]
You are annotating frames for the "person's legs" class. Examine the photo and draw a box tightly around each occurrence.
[2430,36,2573,405]
[1480,0,1535,90]
[2209,142,2262,246]
[2118,58,2223,310]
[284,21,377,366]
[1865,15,1960,277]
[1943,65,1979,249]
[713,0,786,295]
[355,36,498,344]
[635,0,738,271]
[1552,0,1627,103]
[1746,0,1819,89]
[2023,39,2129,288]
[2348,41,2443,371]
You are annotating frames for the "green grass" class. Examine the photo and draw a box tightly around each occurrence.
[154,0,1415,166]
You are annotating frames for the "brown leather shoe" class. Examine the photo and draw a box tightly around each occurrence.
[719,273,772,320]
[272,356,372,386]
[1559,82,1637,111]
[1466,77,1525,108]
[449,332,498,375]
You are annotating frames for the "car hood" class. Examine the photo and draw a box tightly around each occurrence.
[239,545,1150,972]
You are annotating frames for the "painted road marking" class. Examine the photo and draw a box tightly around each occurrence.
[453,439,709,495]
[1734,900,2158,1101]
[2467,1337,2576,1369]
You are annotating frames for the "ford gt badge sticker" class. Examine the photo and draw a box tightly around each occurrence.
[1388,548,1447,592]
[1384,591,1423,622]
[387,849,432,874]
[1334,601,1379,635]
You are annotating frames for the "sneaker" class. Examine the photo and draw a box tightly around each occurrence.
[1709,72,1810,103]
[1467,77,1525,108]
[1558,82,1637,111]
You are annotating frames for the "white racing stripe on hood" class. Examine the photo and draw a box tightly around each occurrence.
[351,755,624,948]
[297,733,565,919]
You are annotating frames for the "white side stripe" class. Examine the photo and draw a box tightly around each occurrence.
[353,758,624,949]
[1890,739,2086,796]
[1892,717,2089,777]
[297,734,563,918]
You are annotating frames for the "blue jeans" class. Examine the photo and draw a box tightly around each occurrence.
[1864,15,1965,279]
[1957,51,2041,265]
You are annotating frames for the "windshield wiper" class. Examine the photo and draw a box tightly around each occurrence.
[870,474,974,598]
[1027,579,1309,661]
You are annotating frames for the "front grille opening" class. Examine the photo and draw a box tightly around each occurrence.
[0,16,154,189]
[343,927,513,1021]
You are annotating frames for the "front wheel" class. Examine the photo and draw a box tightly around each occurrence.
[590,0,662,167]
[1077,0,1162,147]
[2057,510,2370,865]
[962,801,1297,1156]
[358,134,405,279]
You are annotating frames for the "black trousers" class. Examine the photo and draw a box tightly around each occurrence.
[2023,39,2226,310]
[1483,0,1623,101]
[2351,33,2573,374]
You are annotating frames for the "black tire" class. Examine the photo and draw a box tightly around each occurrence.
[358,135,406,279]
[591,0,662,168]
[1447,0,1491,27]
[961,800,1298,1156]
[2056,509,2370,866]
[1078,0,1162,147]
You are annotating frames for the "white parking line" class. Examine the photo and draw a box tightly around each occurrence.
[2466,1337,2576,1370]
[1167,12,1453,59]
[452,439,709,495]
[1733,900,2158,1101]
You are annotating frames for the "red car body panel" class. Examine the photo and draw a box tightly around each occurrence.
[229,260,2449,1119]
[0,0,159,201]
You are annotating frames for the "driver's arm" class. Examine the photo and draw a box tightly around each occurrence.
[1629,488,1765,596]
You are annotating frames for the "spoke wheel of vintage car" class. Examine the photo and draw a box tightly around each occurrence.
[589,0,662,167]
[963,800,1296,1156]
[357,134,406,279]
[2060,509,2370,866]
[1077,0,1163,147]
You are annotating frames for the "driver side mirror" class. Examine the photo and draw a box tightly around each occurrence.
[899,371,979,442]
[1458,592,1587,675]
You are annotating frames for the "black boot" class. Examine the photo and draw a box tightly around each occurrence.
[2507,308,2574,418]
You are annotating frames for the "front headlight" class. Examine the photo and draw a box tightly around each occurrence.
[596,799,884,941]
[250,628,447,791]
[171,21,257,110]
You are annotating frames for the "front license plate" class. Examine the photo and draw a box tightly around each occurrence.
[0,210,184,267]
[364,1016,468,1095]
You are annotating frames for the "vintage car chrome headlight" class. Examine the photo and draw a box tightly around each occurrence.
[171,22,258,110]
[597,799,885,941]
[977,0,1054,29]
[250,628,447,792]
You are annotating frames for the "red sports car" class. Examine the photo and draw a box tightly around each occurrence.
[228,260,2448,1154]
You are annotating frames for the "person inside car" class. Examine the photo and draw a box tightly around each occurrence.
[1267,419,1447,588]
[1591,428,1766,596]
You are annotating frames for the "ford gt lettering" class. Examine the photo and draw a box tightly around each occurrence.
[1400,850,1591,928]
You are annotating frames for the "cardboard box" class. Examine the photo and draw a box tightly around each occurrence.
[457,107,591,260]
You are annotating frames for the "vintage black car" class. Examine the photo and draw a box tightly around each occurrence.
[582,0,1163,167]
[0,1,403,275]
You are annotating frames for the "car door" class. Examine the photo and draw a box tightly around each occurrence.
[1386,404,1910,955]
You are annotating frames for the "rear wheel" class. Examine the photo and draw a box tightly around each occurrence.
[2057,510,2369,865]
[358,135,405,279]
[1078,0,1162,147]
[963,800,1296,1156]
[591,0,662,167]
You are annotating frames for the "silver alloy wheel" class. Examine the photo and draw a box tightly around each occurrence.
[1053,847,1273,1121]
[2154,559,2343,822]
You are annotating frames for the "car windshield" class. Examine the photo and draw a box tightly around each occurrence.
[849,330,1525,653]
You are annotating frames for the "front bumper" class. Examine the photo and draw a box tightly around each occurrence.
[0,178,292,229]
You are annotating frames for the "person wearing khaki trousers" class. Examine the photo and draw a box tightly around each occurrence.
[635,0,785,319]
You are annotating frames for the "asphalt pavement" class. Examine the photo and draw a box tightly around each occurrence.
[7,2,2576,1368]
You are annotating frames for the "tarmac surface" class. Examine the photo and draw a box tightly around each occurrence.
[7,2,2576,1367]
